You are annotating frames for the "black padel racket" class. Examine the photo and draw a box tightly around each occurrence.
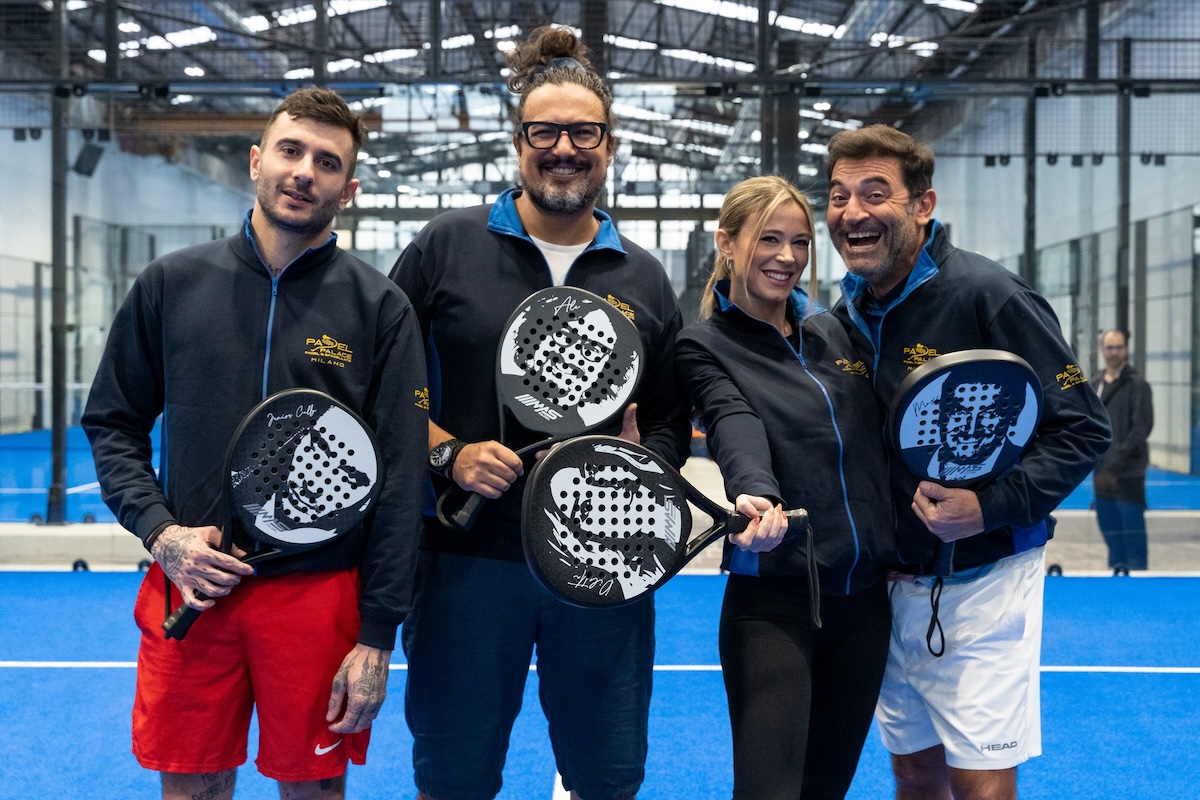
[162,389,384,640]
[438,287,643,531]
[889,349,1044,577]
[522,435,808,607]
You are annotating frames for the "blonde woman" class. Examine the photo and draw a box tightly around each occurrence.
[676,176,895,799]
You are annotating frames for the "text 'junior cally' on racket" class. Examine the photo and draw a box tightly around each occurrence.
[162,388,384,640]
[888,349,1044,578]
[437,286,644,531]
[522,435,808,608]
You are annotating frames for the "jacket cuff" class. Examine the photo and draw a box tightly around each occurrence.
[136,507,179,552]
[357,613,400,651]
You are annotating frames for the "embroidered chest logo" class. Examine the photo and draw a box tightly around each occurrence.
[1056,363,1086,390]
[837,359,869,378]
[902,342,941,370]
[606,294,635,321]
[305,334,353,368]
[414,387,430,410]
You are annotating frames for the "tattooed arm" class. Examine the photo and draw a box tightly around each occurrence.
[149,524,254,609]
[326,643,392,734]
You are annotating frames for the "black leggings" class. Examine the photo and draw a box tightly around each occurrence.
[719,575,891,800]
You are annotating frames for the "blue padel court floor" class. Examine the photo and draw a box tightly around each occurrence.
[0,572,1196,799]
[4,426,1200,522]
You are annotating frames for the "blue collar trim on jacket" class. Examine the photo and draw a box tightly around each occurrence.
[486,187,627,254]
[839,218,943,310]
[712,279,816,321]
[242,209,337,272]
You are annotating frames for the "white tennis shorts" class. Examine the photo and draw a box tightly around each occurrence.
[875,546,1045,770]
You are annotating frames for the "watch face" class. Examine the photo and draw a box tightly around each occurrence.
[430,443,451,469]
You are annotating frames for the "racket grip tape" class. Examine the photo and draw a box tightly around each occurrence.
[449,492,486,531]
[727,507,809,536]
[162,590,211,640]
[435,486,487,532]
[932,541,955,578]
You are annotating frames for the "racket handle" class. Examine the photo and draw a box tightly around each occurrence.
[161,590,211,641]
[435,486,487,532]
[726,507,809,536]
[932,541,955,578]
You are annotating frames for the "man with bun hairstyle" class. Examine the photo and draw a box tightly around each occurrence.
[390,25,690,800]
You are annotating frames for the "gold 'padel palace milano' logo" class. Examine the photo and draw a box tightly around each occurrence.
[305,334,353,368]
[606,294,635,321]
[902,342,941,370]
[837,359,869,378]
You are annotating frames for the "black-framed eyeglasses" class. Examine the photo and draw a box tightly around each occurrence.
[520,121,609,150]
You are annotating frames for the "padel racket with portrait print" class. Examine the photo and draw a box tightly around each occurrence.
[437,287,644,531]
[889,349,1044,578]
[522,435,808,607]
[162,389,383,640]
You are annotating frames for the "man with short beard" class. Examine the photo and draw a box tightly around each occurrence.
[83,87,428,799]
[389,25,690,800]
[827,124,1110,800]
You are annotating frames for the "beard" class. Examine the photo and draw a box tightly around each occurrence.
[256,180,343,237]
[521,159,605,215]
[831,208,927,292]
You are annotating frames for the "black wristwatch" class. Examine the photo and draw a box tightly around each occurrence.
[428,438,466,479]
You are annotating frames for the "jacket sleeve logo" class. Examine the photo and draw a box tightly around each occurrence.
[902,342,941,370]
[305,334,353,368]
[414,387,430,410]
[1056,363,1087,390]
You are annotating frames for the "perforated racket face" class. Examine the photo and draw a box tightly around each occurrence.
[497,287,643,436]
[227,390,383,549]
[890,349,1044,487]
[523,436,689,607]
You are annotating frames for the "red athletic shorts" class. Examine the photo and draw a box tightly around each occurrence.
[132,563,370,782]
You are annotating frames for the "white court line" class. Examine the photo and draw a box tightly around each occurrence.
[2,661,1198,674]
[552,772,570,800]
[0,482,100,494]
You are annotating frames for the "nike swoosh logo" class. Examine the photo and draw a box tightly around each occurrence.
[314,740,344,756]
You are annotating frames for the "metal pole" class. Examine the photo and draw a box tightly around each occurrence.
[47,0,69,524]
[313,0,328,86]
[1022,35,1038,288]
[1116,37,1132,334]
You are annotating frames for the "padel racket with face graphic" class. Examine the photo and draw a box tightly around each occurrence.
[522,435,808,608]
[162,389,383,640]
[437,286,644,531]
[889,349,1043,577]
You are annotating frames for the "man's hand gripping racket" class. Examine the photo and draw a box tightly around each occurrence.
[437,286,644,531]
[161,389,384,640]
[521,435,808,607]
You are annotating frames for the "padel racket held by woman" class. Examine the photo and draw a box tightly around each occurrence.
[437,286,644,531]
[888,349,1044,578]
[522,435,808,608]
[162,389,384,640]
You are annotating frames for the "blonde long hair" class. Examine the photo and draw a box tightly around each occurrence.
[699,176,819,320]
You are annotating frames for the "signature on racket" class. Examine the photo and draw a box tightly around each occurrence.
[535,441,682,599]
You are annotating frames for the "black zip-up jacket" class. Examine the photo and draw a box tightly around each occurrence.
[389,188,692,562]
[1090,364,1153,504]
[676,283,894,595]
[833,220,1111,573]
[82,218,429,649]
